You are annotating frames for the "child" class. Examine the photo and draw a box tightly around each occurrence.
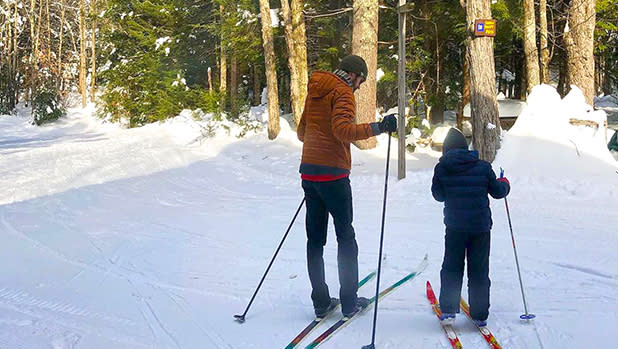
[431,127,510,327]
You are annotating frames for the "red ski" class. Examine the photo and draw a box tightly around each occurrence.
[460,297,502,349]
[426,281,463,349]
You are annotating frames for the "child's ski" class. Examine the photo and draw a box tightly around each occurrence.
[459,297,501,349]
[304,255,428,349]
[284,270,377,349]
[426,281,463,349]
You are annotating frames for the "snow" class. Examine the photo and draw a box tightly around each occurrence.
[155,37,171,50]
[495,85,617,197]
[0,90,617,348]
[464,99,527,118]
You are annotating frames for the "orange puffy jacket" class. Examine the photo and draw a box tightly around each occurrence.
[297,71,378,176]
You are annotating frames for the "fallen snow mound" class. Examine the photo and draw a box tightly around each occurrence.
[494,85,617,196]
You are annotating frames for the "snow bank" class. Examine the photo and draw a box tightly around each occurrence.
[494,85,617,197]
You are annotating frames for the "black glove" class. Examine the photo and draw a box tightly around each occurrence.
[378,114,397,134]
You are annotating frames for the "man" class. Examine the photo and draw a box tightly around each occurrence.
[297,54,397,318]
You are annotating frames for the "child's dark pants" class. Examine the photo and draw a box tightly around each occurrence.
[439,229,491,321]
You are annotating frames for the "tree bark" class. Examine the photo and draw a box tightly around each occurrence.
[219,4,227,101]
[564,0,596,105]
[79,0,87,107]
[291,0,308,121]
[90,0,97,102]
[230,53,237,113]
[458,51,470,130]
[46,0,51,62]
[258,0,280,139]
[538,0,550,84]
[466,0,500,162]
[523,0,540,95]
[351,0,378,150]
[58,0,65,90]
[252,64,262,106]
[280,0,308,126]
[208,67,213,92]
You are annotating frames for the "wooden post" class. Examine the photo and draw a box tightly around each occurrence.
[397,0,407,180]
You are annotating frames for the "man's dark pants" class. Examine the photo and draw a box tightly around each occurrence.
[301,177,359,315]
[439,229,491,321]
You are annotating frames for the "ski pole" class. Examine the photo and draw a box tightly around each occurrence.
[500,168,535,321]
[234,197,305,323]
[362,132,393,349]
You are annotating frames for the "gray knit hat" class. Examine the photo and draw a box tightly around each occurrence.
[339,55,368,79]
[442,128,468,155]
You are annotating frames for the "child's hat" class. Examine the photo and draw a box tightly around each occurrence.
[442,128,468,154]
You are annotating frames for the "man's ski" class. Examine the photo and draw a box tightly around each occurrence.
[426,281,463,349]
[304,254,429,349]
[284,270,377,349]
[459,297,501,349]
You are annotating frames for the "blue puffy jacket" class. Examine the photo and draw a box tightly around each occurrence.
[431,149,510,232]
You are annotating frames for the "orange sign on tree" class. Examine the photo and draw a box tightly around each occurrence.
[474,19,497,37]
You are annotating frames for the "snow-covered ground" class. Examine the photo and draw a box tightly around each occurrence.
[1,86,617,348]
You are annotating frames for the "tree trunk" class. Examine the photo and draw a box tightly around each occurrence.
[27,0,39,103]
[219,4,227,103]
[557,47,567,97]
[564,0,596,105]
[280,0,308,126]
[466,0,500,162]
[79,0,87,107]
[58,0,65,90]
[351,0,378,150]
[538,0,550,84]
[291,0,308,120]
[258,0,280,139]
[208,67,213,92]
[230,53,238,113]
[458,51,470,130]
[252,64,262,106]
[90,0,97,102]
[523,0,540,95]
[46,0,51,62]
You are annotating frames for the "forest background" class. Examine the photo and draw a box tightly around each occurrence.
[1,0,616,158]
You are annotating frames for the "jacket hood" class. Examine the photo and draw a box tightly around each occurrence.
[439,149,480,173]
[307,71,349,98]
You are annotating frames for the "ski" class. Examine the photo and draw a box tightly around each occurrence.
[284,269,377,349]
[459,297,501,349]
[304,254,429,349]
[426,281,463,349]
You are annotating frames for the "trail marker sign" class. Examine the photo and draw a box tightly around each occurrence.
[474,19,496,37]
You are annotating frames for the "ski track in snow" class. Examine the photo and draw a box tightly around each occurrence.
[1,108,617,348]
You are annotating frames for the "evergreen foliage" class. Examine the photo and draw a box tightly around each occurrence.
[100,0,224,126]
[1,0,617,130]
[32,81,66,126]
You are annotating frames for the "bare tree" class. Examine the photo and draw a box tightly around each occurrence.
[466,0,500,161]
[565,0,596,104]
[258,0,280,139]
[280,0,308,126]
[523,0,540,96]
[351,0,378,150]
